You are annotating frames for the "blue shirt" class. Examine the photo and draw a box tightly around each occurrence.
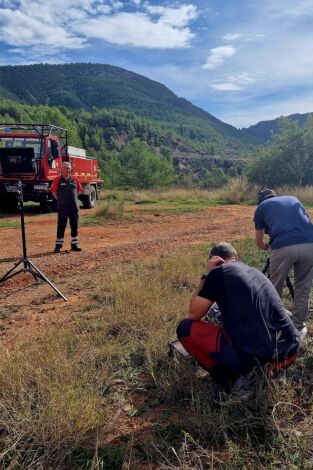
[254,196,313,250]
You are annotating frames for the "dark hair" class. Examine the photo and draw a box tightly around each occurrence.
[256,189,276,205]
[209,242,238,260]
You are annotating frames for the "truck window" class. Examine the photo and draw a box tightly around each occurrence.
[48,139,59,167]
[0,138,43,159]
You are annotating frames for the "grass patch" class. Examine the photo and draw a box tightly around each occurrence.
[81,201,124,226]
[0,220,20,228]
[136,206,205,216]
[0,239,312,468]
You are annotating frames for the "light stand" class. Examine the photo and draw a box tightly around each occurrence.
[0,181,67,301]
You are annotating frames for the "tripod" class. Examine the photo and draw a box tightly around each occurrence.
[262,257,294,299]
[0,181,67,301]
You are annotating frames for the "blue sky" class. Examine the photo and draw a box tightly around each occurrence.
[0,0,313,128]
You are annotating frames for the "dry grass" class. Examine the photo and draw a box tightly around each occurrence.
[98,179,258,206]
[0,240,312,468]
[0,330,115,468]
[94,201,124,219]
[100,181,313,207]
[276,185,313,205]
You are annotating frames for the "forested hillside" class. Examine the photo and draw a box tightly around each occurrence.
[0,63,253,156]
[0,99,246,188]
[241,112,313,143]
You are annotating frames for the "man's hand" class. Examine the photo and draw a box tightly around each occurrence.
[206,256,225,272]
[255,230,269,251]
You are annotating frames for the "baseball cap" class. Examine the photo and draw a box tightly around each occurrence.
[256,189,276,205]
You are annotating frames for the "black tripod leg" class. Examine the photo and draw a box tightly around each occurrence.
[262,257,270,276]
[0,260,24,283]
[28,269,39,281]
[27,260,67,302]
[286,275,294,299]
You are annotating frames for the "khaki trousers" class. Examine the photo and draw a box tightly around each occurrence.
[270,243,313,329]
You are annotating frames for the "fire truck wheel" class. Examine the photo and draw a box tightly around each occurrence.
[39,199,57,213]
[82,186,97,209]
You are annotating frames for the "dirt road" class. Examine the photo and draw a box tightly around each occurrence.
[0,204,255,343]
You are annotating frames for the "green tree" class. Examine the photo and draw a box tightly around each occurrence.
[227,166,238,178]
[119,140,173,188]
[246,117,313,186]
[201,167,228,189]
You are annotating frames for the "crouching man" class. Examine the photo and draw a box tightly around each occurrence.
[177,243,301,389]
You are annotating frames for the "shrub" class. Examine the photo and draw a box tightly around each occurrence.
[94,201,124,219]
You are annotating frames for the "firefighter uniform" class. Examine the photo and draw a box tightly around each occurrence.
[50,175,83,252]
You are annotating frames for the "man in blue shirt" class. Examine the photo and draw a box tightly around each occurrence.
[254,189,313,337]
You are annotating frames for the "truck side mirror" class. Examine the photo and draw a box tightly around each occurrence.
[51,141,60,159]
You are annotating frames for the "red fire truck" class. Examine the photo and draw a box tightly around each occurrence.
[0,123,102,211]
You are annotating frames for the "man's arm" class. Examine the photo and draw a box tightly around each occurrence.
[255,229,269,251]
[50,177,59,200]
[188,256,223,321]
[189,294,213,321]
[75,179,83,194]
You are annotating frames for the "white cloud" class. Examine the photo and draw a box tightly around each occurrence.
[76,11,195,49]
[203,45,236,70]
[144,4,198,28]
[96,5,113,14]
[222,33,241,41]
[111,1,123,10]
[0,0,197,57]
[211,82,242,91]
[210,72,255,91]
[0,8,85,49]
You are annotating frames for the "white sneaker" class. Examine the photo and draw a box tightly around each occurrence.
[299,326,308,339]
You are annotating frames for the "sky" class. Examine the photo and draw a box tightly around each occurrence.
[0,0,313,128]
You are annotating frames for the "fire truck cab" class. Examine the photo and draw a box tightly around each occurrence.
[0,123,102,211]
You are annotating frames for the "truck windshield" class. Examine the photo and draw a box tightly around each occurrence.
[0,138,43,159]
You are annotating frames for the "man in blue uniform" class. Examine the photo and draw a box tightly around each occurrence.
[51,162,83,253]
[254,189,313,337]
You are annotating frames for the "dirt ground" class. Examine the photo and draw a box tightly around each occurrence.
[0,204,256,344]
[1,203,312,468]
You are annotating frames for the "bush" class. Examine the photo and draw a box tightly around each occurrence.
[94,201,124,220]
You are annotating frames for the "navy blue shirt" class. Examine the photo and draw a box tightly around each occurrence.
[198,262,300,362]
[55,176,80,211]
[254,196,313,250]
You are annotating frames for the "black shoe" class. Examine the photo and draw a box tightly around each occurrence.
[71,245,82,252]
[54,246,61,253]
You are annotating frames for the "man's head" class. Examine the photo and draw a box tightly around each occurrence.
[209,242,238,262]
[256,188,276,205]
[61,162,72,179]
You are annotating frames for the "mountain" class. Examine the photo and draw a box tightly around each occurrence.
[0,63,254,157]
[241,112,313,143]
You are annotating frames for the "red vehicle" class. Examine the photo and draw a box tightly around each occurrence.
[0,123,102,211]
